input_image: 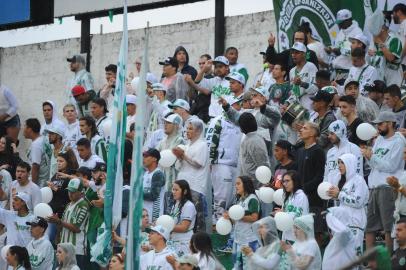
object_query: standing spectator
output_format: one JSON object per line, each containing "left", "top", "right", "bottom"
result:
{"left": 23, "top": 118, "right": 51, "bottom": 187}
{"left": 324, "top": 120, "right": 363, "bottom": 187}
{"left": 343, "top": 48, "right": 378, "bottom": 96}
{"left": 289, "top": 42, "right": 318, "bottom": 111}
{"left": 225, "top": 47, "right": 249, "bottom": 83}
{"left": 362, "top": 111, "right": 406, "bottom": 252}
{"left": 169, "top": 99, "right": 199, "bottom": 142}
{"left": 90, "top": 98, "right": 109, "bottom": 141}
{"left": 393, "top": 3, "right": 406, "bottom": 70}
{"left": 272, "top": 140, "right": 297, "bottom": 189}
{"left": 189, "top": 232, "right": 221, "bottom": 269}
{"left": 195, "top": 56, "right": 231, "bottom": 118}
{"left": 173, "top": 119, "right": 209, "bottom": 232}
{"left": 159, "top": 57, "right": 189, "bottom": 102}
{"left": 268, "top": 63, "right": 290, "bottom": 107}
{"left": 62, "top": 104, "right": 82, "bottom": 150}
{"left": 224, "top": 176, "right": 260, "bottom": 270}
{"left": 173, "top": 46, "right": 197, "bottom": 79}
{"left": 98, "top": 64, "right": 117, "bottom": 111}
{"left": 0, "top": 136, "right": 21, "bottom": 179}
{"left": 71, "top": 85, "right": 96, "bottom": 118}
{"left": 343, "top": 80, "right": 379, "bottom": 123}
{"left": 252, "top": 48, "right": 275, "bottom": 91}
{"left": 327, "top": 9, "right": 363, "bottom": 81}
{"left": 365, "top": 80, "right": 389, "bottom": 112}
{"left": 327, "top": 153, "right": 369, "bottom": 256}
{"left": 296, "top": 122, "right": 326, "bottom": 243}
{"left": 5, "top": 162, "right": 42, "bottom": 211}
{"left": 6, "top": 246, "right": 32, "bottom": 270}
{"left": 338, "top": 95, "right": 365, "bottom": 145}
{"left": 140, "top": 225, "right": 176, "bottom": 270}
{"left": 383, "top": 84, "right": 406, "bottom": 129}
{"left": 392, "top": 218, "right": 406, "bottom": 270}
{"left": 55, "top": 243, "right": 80, "bottom": 270}
{"left": 0, "top": 85, "right": 20, "bottom": 143}
{"left": 300, "top": 22, "right": 329, "bottom": 69}
{"left": 367, "top": 10, "right": 403, "bottom": 86}
{"left": 0, "top": 192, "right": 34, "bottom": 246}
{"left": 142, "top": 148, "right": 165, "bottom": 223}
{"left": 79, "top": 116, "right": 107, "bottom": 162}
{"left": 67, "top": 54, "right": 94, "bottom": 105}
{"left": 310, "top": 90, "right": 336, "bottom": 150}
{"left": 225, "top": 72, "right": 245, "bottom": 100}
{"left": 26, "top": 216, "right": 54, "bottom": 270}
{"left": 168, "top": 180, "right": 196, "bottom": 257}
{"left": 47, "top": 125, "right": 68, "bottom": 180}
{"left": 40, "top": 100, "right": 65, "bottom": 136}
{"left": 76, "top": 138, "right": 104, "bottom": 169}
{"left": 237, "top": 113, "right": 270, "bottom": 187}
{"left": 48, "top": 178, "right": 90, "bottom": 269}
{"left": 126, "top": 95, "right": 137, "bottom": 135}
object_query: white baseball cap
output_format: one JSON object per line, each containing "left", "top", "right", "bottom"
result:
{"left": 251, "top": 86, "right": 269, "bottom": 99}
{"left": 146, "top": 73, "right": 158, "bottom": 84}
{"left": 146, "top": 225, "right": 171, "bottom": 240}
{"left": 213, "top": 56, "right": 229, "bottom": 66}
{"left": 168, "top": 99, "right": 190, "bottom": 111}
{"left": 336, "top": 9, "right": 352, "bottom": 24}
{"left": 45, "top": 124, "right": 65, "bottom": 138}
{"left": 349, "top": 33, "right": 370, "bottom": 47}
{"left": 164, "top": 113, "right": 183, "bottom": 126}
{"left": 225, "top": 95, "right": 240, "bottom": 106}
{"left": 15, "top": 192, "right": 31, "bottom": 209}
{"left": 291, "top": 42, "right": 307, "bottom": 53}
{"left": 151, "top": 83, "right": 167, "bottom": 92}
{"left": 225, "top": 72, "right": 246, "bottom": 86}
{"left": 126, "top": 95, "right": 137, "bottom": 105}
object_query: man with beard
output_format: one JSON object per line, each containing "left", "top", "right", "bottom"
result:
{"left": 46, "top": 125, "right": 68, "bottom": 179}
{"left": 362, "top": 111, "right": 406, "bottom": 253}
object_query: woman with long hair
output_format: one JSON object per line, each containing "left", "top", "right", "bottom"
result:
{"left": 242, "top": 216, "right": 281, "bottom": 270}
{"left": 278, "top": 170, "right": 309, "bottom": 244}
{"left": 55, "top": 243, "right": 80, "bottom": 270}
{"left": 0, "top": 135, "right": 21, "bottom": 179}
{"left": 190, "top": 232, "right": 224, "bottom": 270}
{"left": 109, "top": 253, "right": 124, "bottom": 270}
{"left": 47, "top": 149, "right": 78, "bottom": 243}
{"left": 169, "top": 180, "right": 197, "bottom": 257}
{"left": 224, "top": 176, "right": 260, "bottom": 270}
{"left": 6, "top": 246, "right": 31, "bottom": 270}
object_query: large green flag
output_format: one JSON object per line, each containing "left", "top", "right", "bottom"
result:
{"left": 272, "top": 0, "right": 379, "bottom": 50}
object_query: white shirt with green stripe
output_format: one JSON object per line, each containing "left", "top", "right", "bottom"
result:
{"left": 369, "top": 33, "right": 403, "bottom": 86}
{"left": 60, "top": 198, "right": 90, "bottom": 255}
{"left": 90, "top": 134, "right": 108, "bottom": 162}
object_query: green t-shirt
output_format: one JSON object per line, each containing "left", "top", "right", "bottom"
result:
{"left": 85, "top": 188, "right": 104, "bottom": 231}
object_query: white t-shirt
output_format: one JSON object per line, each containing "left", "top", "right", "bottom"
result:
{"left": 344, "top": 64, "right": 378, "bottom": 96}
{"left": 308, "top": 41, "right": 329, "bottom": 65}
{"left": 170, "top": 200, "right": 196, "bottom": 242}
{"left": 198, "top": 76, "right": 231, "bottom": 117}
{"left": 176, "top": 139, "right": 209, "bottom": 195}
{"left": 140, "top": 247, "right": 175, "bottom": 270}
{"left": 64, "top": 121, "right": 82, "bottom": 149}
{"left": 0, "top": 208, "right": 34, "bottom": 246}
{"left": 291, "top": 239, "right": 322, "bottom": 270}
{"left": 27, "top": 136, "right": 51, "bottom": 187}
{"left": 289, "top": 62, "right": 318, "bottom": 111}
{"left": 79, "top": 154, "right": 104, "bottom": 169}
{"left": 9, "top": 180, "right": 42, "bottom": 211}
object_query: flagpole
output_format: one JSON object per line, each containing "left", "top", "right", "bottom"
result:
{"left": 126, "top": 21, "right": 150, "bottom": 270}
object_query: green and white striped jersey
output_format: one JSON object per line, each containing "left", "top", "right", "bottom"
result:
{"left": 60, "top": 198, "right": 90, "bottom": 255}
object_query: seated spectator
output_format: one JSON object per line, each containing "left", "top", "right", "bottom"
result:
{"left": 6, "top": 246, "right": 31, "bottom": 270}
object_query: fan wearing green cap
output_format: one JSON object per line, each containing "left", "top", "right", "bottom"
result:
{"left": 48, "top": 178, "right": 89, "bottom": 269}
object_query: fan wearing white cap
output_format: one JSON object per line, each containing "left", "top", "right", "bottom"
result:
{"left": 289, "top": 42, "right": 319, "bottom": 111}
{"left": 205, "top": 95, "right": 242, "bottom": 223}
{"left": 195, "top": 56, "right": 233, "bottom": 117}
{"left": 46, "top": 124, "right": 69, "bottom": 179}
{"left": 367, "top": 9, "right": 404, "bottom": 86}
{"left": 168, "top": 99, "right": 200, "bottom": 143}
{"left": 140, "top": 225, "right": 176, "bottom": 270}
{"left": 225, "top": 72, "right": 246, "bottom": 100}
{"left": 0, "top": 191, "right": 35, "bottom": 247}
{"left": 126, "top": 94, "right": 137, "bottom": 132}
{"left": 327, "top": 9, "right": 363, "bottom": 73}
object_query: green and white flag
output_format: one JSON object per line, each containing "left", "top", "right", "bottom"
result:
{"left": 126, "top": 23, "right": 150, "bottom": 270}
{"left": 272, "top": 0, "right": 379, "bottom": 51}
{"left": 100, "top": 0, "right": 128, "bottom": 265}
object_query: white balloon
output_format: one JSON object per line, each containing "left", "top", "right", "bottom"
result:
{"left": 216, "top": 217, "right": 232, "bottom": 235}
{"left": 40, "top": 187, "right": 53, "bottom": 204}
{"left": 258, "top": 187, "right": 274, "bottom": 203}
{"left": 317, "top": 182, "right": 333, "bottom": 200}
{"left": 255, "top": 166, "right": 272, "bottom": 184}
{"left": 356, "top": 123, "right": 377, "bottom": 141}
{"left": 33, "top": 203, "right": 53, "bottom": 218}
{"left": 228, "top": 205, "right": 245, "bottom": 221}
{"left": 273, "top": 188, "right": 285, "bottom": 206}
{"left": 131, "top": 77, "right": 140, "bottom": 92}
{"left": 274, "top": 212, "right": 294, "bottom": 232}
{"left": 159, "top": 150, "right": 177, "bottom": 168}
{"left": 1, "top": 245, "right": 11, "bottom": 261}
{"left": 156, "top": 215, "right": 175, "bottom": 231}
{"left": 102, "top": 118, "right": 112, "bottom": 138}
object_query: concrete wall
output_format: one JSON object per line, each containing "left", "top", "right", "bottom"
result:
{"left": 0, "top": 10, "right": 276, "bottom": 153}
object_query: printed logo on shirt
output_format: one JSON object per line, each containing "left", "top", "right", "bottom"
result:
{"left": 373, "top": 148, "right": 390, "bottom": 158}
{"left": 30, "top": 254, "right": 45, "bottom": 267}
{"left": 14, "top": 222, "right": 30, "bottom": 232}
{"left": 212, "top": 85, "right": 231, "bottom": 98}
